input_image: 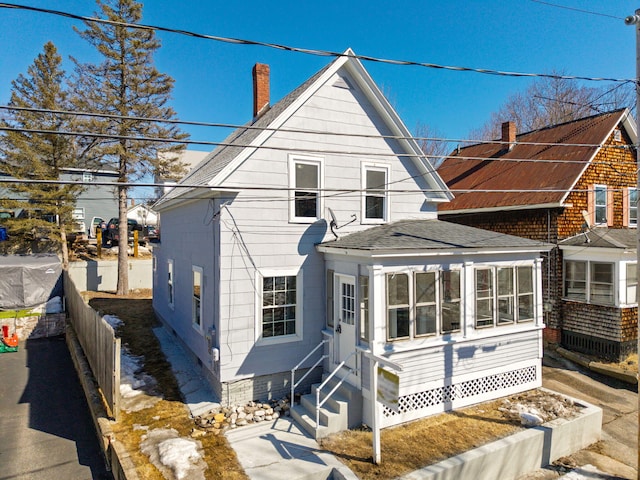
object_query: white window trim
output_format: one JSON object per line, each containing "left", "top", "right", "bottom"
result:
{"left": 167, "top": 259, "right": 174, "bottom": 310}
{"left": 255, "top": 269, "right": 303, "bottom": 346}
{"left": 563, "top": 259, "right": 617, "bottom": 306}
{"left": 361, "top": 162, "right": 390, "bottom": 224}
{"left": 594, "top": 184, "right": 607, "bottom": 225}
{"left": 629, "top": 187, "right": 637, "bottom": 227}
{"left": 192, "top": 266, "right": 204, "bottom": 334}
{"left": 288, "top": 154, "right": 323, "bottom": 223}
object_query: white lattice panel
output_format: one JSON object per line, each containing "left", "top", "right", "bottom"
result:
{"left": 383, "top": 365, "right": 537, "bottom": 419}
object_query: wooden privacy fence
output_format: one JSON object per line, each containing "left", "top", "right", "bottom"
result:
{"left": 64, "top": 271, "right": 121, "bottom": 420}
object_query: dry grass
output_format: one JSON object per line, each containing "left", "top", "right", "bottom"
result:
{"left": 320, "top": 400, "right": 523, "bottom": 480}
{"left": 84, "top": 290, "right": 247, "bottom": 480}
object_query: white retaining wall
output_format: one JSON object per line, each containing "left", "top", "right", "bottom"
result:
{"left": 67, "top": 260, "right": 153, "bottom": 292}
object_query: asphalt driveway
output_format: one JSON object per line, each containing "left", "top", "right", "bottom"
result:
{"left": 0, "top": 335, "right": 112, "bottom": 480}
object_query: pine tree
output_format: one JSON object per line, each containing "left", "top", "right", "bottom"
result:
{"left": 0, "top": 41, "right": 82, "bottom": 266}
{"left": 73, "top": 0, "right": 187, "bottom": 294}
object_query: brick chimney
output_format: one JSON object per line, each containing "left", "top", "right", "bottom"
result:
{"left": 252, "top": 63, "right": 270, "bottom": 118}
{"left": 501, "top": 121, "right": 516, "bottom": 151}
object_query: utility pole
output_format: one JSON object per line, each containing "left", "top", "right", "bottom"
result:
{"left": 624, "top": 9, "right": 640, "bottom": 473}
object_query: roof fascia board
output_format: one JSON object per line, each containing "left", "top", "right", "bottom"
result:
{"left": 559, "top": 109, "right": 630, "bottom": 206}
{"left": 153, "top": 188, "right": 232, "bottom": 212}
{"left": 317, "top": 245, "right": 552, "bottom": 258}
{"left": 340, "top": 56, "right": 453, "bottom": 203}
{"left": 439, "top": 202, "right": 570, "bottom": 215}
{"left": 559, "top": 244, "right": 636, "bottom": 255}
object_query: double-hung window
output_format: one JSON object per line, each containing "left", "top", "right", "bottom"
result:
{"left": 362, "top": 164, "right": 389, "bottom": 222}
{"left": 517, "top": 266, "right": 534, "bottom": 322}
{"left": 475, "top": 269, "right": 494, "bottom": 328}
{"left": 629, "top": 188, "right": 638, "bottom": 227}
{"left": 192, "top": 266, "right": 203, "bottom": 331}
{"left": 441, "top": 270, "right": 461, "bottom": 333}
{"left": 497, "top": 267, "right": 515, "bottom": 325}
{"left": 262, "top": 274, "right": 298, "bottom": 338}
{"left": 564, "top": 260, "right": 587, "bottom": 301}
{"left": 594, "top": 185, "right": 607, "bottom": 225}
{"left": 415, "top": 272, "right": 437, "bottom": 336}
{"left": 387, "top": 273, "right": 410, "bottom": 340}
{"left": 626, "top": 263, "right": 637, "bottom": 304}
{"left": 290, "top": 156, "right": 322, "bottom": 222}
{"left": 590, "top": 262, "right": 614, "bottom": 305}
{"left": 359, "top": 275, "right": 370, "bottom": 342}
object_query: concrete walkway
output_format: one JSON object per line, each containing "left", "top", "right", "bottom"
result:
{"left": 153, "top": 325, "right": 356, "bottom": 480}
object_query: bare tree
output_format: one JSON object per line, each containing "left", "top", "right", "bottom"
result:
{"left": 469, "top": 73, "right": 634, "bottom": 140}
{"left": 414, "top": 122, "right": 451, "bottom": 169}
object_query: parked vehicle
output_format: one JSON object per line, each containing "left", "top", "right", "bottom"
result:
{"left": 144, "top": 225, "right": 159, "bottom": 242}
{"left": 105, "top": 218, "right": 144, "bottom": 246}
{"left": 88, "top": 216, "right": 104, "bottom": 238}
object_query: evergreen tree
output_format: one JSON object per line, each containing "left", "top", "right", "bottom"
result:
{"left": 0, "top": 41, "right": 82, "bottom": 266}
{"left": 73, "top": 0, "right": 187, "bottom": 294}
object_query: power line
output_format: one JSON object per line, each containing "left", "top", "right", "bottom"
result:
{"left": 1, "top": 125, "right": 636, "bottom": 166}
{"left": 0, "top": 2, "right": 633, "bottom": 83}
{"left": 530, "top": 0, "right": 625, "bottom": 21}
{"left": 1, "top": 104, "right": 635, "bottom": 151}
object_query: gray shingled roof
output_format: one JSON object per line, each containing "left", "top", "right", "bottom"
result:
{"left": 320, "top": 219, "right": 551, "bottom": 252}
{"left": 560, "top": 228, "right": 637, "bottom": 249}
{"left": 155, "top": 62, "right": 334, "bottom": 207}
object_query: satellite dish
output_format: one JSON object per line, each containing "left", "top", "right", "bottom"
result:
{"left": 326, "top": 207, "right": 356, "bottom": 240}
{"left": 581, "top": 210, "right": 592, "bottom": 229}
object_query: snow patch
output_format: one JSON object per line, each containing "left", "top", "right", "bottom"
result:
{"left": 140, "top": 428, "right": 206, "bottom": 480}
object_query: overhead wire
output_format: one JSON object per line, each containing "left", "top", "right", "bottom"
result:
{"left": 0, "top": 104, "right": 635, "bottom": 151}
{"left": 0, "top": 2, "right": 634, "bottom": 83}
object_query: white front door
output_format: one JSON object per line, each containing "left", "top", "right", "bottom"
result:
{"left": 335, "top": 275, "right": 358, "bottom": 378}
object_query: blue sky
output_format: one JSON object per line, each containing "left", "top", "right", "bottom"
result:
{"left": 0, "top": 0, "right": 638, "bottom": 150}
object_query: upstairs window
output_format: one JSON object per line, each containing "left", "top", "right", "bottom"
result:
{"left": 362, "top": 164, "right": 389, "bottom": 222}
{"left": 630, "top": 189, "right": 638, "bottom": 226}
{"left": 594, "top": 186, "right": 607, "bottom": 224}
{"left": 290, "top": 156, "right": 322, "bottom": 222}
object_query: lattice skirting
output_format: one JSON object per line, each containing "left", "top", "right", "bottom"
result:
{"left": 382, "top": 365, "right": 538, "bottom": 422}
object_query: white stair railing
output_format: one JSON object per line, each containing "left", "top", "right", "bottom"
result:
{"left": 291, "top": 339, "right": 328, "bottom": 405}
{"left": 315, "top": 351, "right": 357, "bottom": 430}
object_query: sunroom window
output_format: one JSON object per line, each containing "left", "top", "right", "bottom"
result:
{"left": 415, "top": 272, "right": 437, "bottom": 336}
{"left": 387, "top": 273, "right": 410, "bottom": 340}
{"left": 626, "top": 263, "right": 637, "bottom": 304}
{"left": 517, "top": 266, "right": 534, "bottom": 322}
{"left": 475, "top": 269, "right": 494, "bottom": 328}
{"left": 564, "top": 261, "right": 587, "bottom": 301}
{"left": 497, "top": 267, "right": 515, "bottom": 325}
{"left": 441, "top": 270, "right": 461, "bottom": 333}
{"left": 590, "top": 262, "right": 614, "bottom": 305}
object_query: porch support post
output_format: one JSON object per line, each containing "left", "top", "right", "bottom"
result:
{"left": 371, "top": 358, "right": 381, "bottom": 464}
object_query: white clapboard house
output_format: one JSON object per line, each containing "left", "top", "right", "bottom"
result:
{"left": 152, "top": 50, "right": 551, "bottom": 435}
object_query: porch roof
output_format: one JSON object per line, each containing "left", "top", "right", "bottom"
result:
{"left": 317, "top": 219, "right": 552, "bottom": 256}
{"left": 559, "top": 227, "right": 637, "bottom": 250}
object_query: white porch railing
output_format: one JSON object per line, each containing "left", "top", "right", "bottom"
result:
{"left": 290, "top": 339, "right": 329, "bottom": 404}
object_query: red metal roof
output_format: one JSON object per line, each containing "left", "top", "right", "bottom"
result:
{"left": 437, "top": 110, "right": 629, "bottom": 212}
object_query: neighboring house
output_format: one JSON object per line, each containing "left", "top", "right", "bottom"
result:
{"left": 61, "top": 168, "right": 119, "bottom": 235}
{"left": 152, "top": 50, "right": 551, "bottom": 434}
{"left": 0, "top": 168, "right": 118, "bottom": 235}
{"left": 437, "top": 110, "right": 638, "bottom": 361}
{"left": 127, "top": 203, "right": 158, "bottom": 226}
